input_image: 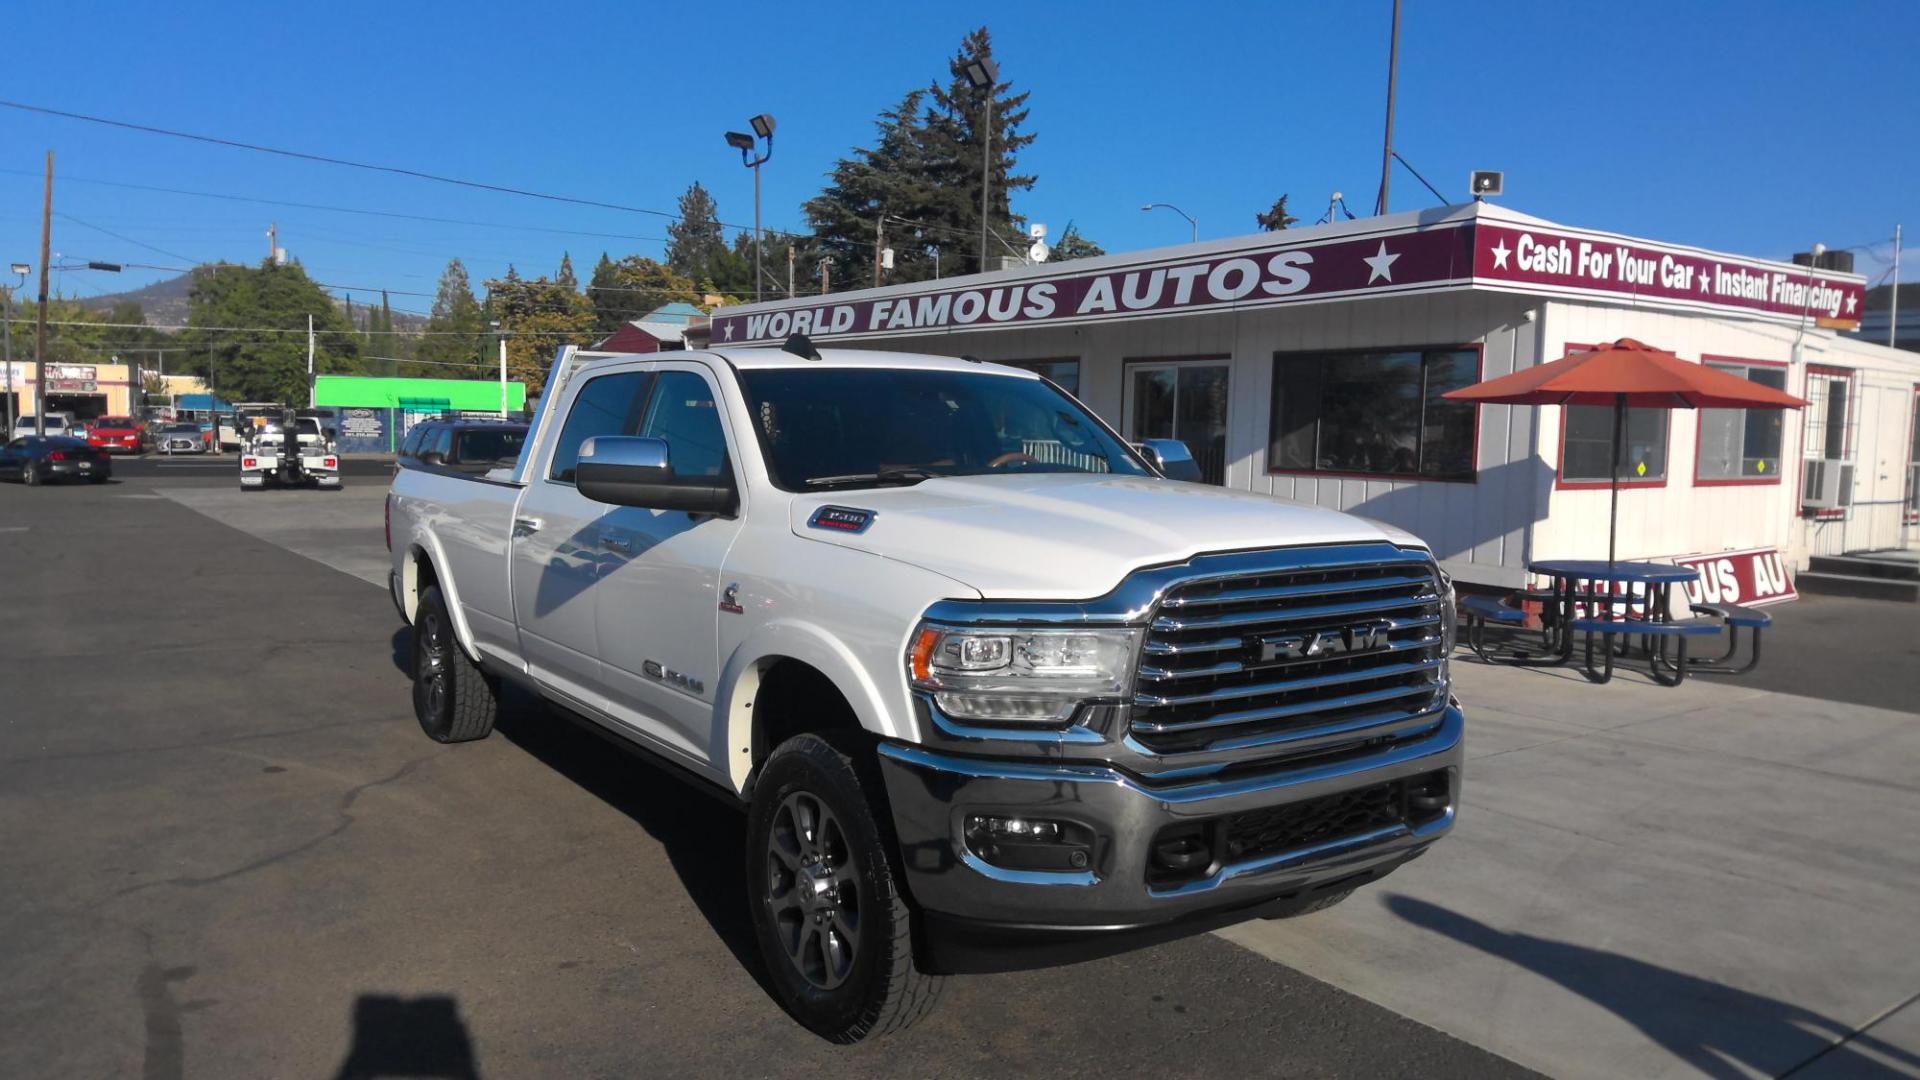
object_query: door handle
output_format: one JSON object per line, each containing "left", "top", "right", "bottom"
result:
{"left": 600, "top": 533, "right": 632, "bottom": 552}
{"left": 512, "top": 515, "right": 543, "bottom": 538}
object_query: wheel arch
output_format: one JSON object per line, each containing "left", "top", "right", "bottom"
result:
{"left": 401, "top": 536, "right": 482, "bottom": 663}
{"left": 717, "top": 622, "right": 907, "bottom": 796}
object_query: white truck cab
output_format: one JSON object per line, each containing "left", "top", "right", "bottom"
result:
{"left": 238, "top": 414, "right": 340, "bottom": 490}
{"left": 386, "top": 342, "right": 1463, "bottom": 1041}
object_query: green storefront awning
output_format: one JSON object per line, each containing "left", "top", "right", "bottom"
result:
{"left": 313, "top": 375, "right": 526, "bottom": 412}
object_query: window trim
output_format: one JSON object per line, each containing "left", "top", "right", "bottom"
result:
{"left": 1554, "top": 341, "right": 1669, "bottom": 491}
{"left": 1692, "top": 355, "right": 1789, "bottom": 488}
{"left": 637, "top": 362, "right": 743, "bottom": 494}
{"left": 1264, "top": 342, "right": 1484, "bottom": 485}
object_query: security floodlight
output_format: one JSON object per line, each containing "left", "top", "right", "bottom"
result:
{"left": 8, "top": 263, "right": 27, "bottom": 275}
{"left": 725, "top": 131, "right": 756, "bottom": 152}
{"left": 1470, "top": 170, "right": 1504, "bottom": 197}
{"left": 958, "top": 56, "right": 999, "bottom": 89}
{"left": 750, "top": 113, "right": 776, "bottom": 139}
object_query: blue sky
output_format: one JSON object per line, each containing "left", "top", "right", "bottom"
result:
{"left": 1, "top": 0, "right": 1912, "bottom": 317}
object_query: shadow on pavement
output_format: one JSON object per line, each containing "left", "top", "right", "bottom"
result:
{"left": 334, "top": 994, "right": 479, "bottom": 1079}
{"left": 1385, "top": 894, "right": 1920, "bottom": 1079}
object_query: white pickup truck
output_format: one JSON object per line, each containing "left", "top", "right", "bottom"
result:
{"left": 386, "top": 340, "right": 1463, "bottom": 1042}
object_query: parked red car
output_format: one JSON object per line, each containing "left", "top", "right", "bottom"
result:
{"left": 86, "top": 416, "right": 150, "bottom": 455}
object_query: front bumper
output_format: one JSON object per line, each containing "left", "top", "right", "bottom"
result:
{"left": 877, "top": 704, "right": 1462, "bottom": 968}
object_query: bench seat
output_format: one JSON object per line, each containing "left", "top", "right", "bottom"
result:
{"left": 1691, "top": 602, "right": 1773, "bottom": 629}
{"left": 1568, "top": 616, "right": 1721, "bottom": 636}
{"left": 1461, "top": 594, "right": 1528, "bottom": 623}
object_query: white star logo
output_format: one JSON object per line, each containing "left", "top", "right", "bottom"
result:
{"left": 722, "top": 321, "right": 736, "bottom": 341}
{"left": 1363, "top": 240, "right": 1400, "bottom": 284}
{"left": 1699, "top": 267, "right": 1711, "bottom": 293}
{"left": 1845, "top": 292, "right": 1858, "bottom": 314}
{"left": 1489, "top": 238, "right": 1511, "bottom": 270}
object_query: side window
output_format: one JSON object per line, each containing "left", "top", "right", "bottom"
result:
{"left": 400, "top": 425, "right": 427, "bottom": 458}
{"left": 639, "top": 370, "right": 729, "bottom": 479}
{"left": 429, "top": 426, "right": 455, "bottom": 458}
{"left": 548, "top": 371, "right": 648, "bottom": 482}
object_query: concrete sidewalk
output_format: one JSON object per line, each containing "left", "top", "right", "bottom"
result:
{"left": 1225, "top": 657, "right": 1920, "bottom": 1079}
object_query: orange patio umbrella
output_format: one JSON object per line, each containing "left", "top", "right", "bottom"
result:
{"left": 1443, "top": 338, "right": 1808, "bottom": 568}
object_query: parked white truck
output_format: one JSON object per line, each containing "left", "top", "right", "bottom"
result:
{"left": 386, "top": 341, "right": 1463, "bottom": 1042}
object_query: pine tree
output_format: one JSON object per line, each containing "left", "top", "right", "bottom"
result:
{"left": 557, "top": 253, "right": 578, "bottom": 291}
{"left": 805, "top": 90, "right": 946, "bottom": 288}
{"left": 1047, "top": 223, "right": 1106, "bottom": 263}
{"left": 416, "top": 258, "right": 487, "bottom": 371}
{"left": 1256, "top": 194, "right": 1299, "bottom": 231}
{"left": 666, "top": 183, "right": 729, "bottom": 284}
{"left": 924, "top": 27, "right": 1035, "bottom": 273}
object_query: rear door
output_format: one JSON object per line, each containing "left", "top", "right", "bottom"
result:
{"left": 592, "top": 364, "right": 744, "bottom": 765}
{"left": 508, "top": 365, "right": 651, "bottom": 709}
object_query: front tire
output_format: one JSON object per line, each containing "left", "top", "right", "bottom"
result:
{"left": 411, "top": 584, "right": 499, "bottom": 743}
{"left": 747, "top": 734, "right": 944, "bottom": 1042}
{"left": 23, "top": 465, "right": 40, "bottom": 487}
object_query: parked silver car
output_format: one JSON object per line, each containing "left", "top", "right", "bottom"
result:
{"left": 155, "top": 423, "right": 209, "bottom": 455}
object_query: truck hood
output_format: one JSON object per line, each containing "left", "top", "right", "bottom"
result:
{"left": 788, "top": 473, "right": 1426, "bottom": 599}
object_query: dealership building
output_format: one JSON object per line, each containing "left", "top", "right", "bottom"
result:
{"left": 704, "top": 203, "right": 1920, "bottom": 600}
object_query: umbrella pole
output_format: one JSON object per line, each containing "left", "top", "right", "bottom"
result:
{"left": 1609, "top": 393, "right": 1624, "bottom": 574}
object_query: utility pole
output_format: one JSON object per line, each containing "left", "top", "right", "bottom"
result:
{"left": 1890, "top": 224, "right": 1902, "bottom": 349}
{"left": 306, "top": 313, "right": 316, "bottom": 407}
{"left": 786, "top": 244, "right": 796, "bottom": 299}
{"left": 268, "top": 222, "right": 278, "bottom": 263}
{"left": 818, "top": 258, "right": 831, "bottom": 297}
{"left": 33, "top": 151, "right": 53, "bottom": 436}
{"left": 874, "top": 216, "right": 885, "bottom": 288}
{"left": 1376, "top": 0, "right": 1402, "bottom": 216}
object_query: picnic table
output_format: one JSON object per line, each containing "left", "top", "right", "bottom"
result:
{"left": 1461, "top": 559, "right": 1772, "bottom": 686}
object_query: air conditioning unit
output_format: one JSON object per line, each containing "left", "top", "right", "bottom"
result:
{"left": 1802, "top": 458, "right": 1855, "bottom": 512}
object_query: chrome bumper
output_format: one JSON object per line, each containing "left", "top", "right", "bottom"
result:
{"left": 876, "top": 705, "right": 1462, "bottom": 928}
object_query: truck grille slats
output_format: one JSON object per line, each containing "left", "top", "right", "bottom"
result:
{"left": 1130, "top": 550, "right": 1446, "bottom": 757}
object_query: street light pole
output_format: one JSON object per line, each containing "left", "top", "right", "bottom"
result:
{"left": 1141, "top": 203, "right": 1199, "bottom": 244}
{"left": 726, "top": 115, "right": 776, "bottom": 303}
{"left": 33, "top": 150, "right": 53, "bottom": 436}
{"left": 957, "top": 56, "right": 1001, "bottom": 273}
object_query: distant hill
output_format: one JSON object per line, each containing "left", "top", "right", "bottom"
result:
{"left": 78, "top": 270, "right": 426, "bottom": 331}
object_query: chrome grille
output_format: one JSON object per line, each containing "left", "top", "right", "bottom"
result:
{"left": 1131, "top": 549, "right": 1447, "bottom": 756}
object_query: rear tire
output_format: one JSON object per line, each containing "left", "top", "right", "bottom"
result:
{"left": 411, "top": 584, "right": 499, "bottom": 743}
{"left": 746, "top": 734, "right": 944, "bottom": 1042}
{"left": 23, "top": 465, "right": 40, "bottom": 487}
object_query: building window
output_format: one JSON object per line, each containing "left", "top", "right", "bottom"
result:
{"left": 1803, "top": 367, "right": 1855, "bottom": 463}
{"left": 1004, "top": 359, "right": 1080, "bottom": 397}
{"left": 1696, "top": 360, "right": 1787, "bottom": 483}
{"left": 1561, "top": 405, "right": 1668, "bottom": 484}
{"left": 1269, "top": 347, "right": 1478, "bottom": 480}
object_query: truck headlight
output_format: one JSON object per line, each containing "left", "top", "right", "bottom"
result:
{"left": 908, "top": 624, "right": 1141, "bottom": 725}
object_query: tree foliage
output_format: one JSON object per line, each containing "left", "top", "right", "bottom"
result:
{"left": 415, "top": 259, "right": 488, "bottom": 373}
{"left": 485, "top": 258, "right": 598, "bottom": 395}
{"left": 1046, "top": 223, "right": 1106, "bottom": 263}
{"left": 666, "top": 183, "right": 728, "bottom": 283}
{"left": 586, "top": 254, "right": 700, "bottom": 337}
{"left": 1256, "top": 194, "right": 1298, "bottom": 231}
{"left": 178, "top": 260, "right": 362, "bottom": 404}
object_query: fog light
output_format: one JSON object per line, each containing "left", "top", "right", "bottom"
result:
{"left": 964, "top": 815, "right": 1093, "bottom": 872}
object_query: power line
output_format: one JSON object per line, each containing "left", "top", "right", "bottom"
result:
{"left": 56, "top": 212, "right": 204, "bottom": 266}
{"left": 0, "top": 99, "right": 754, "bottom": 229}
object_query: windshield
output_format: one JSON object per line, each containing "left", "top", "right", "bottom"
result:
{"left": 739, "top": 367, "right": 1150, "bottom": 491}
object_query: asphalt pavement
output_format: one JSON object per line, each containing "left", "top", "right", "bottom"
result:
{"left": 0, "top": 473, "right": 1537, "bottom": 1077}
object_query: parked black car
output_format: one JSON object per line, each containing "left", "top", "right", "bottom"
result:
{"left": 396, "top": 420, "right": 530, "bottom": 475}
{"left": 1, "top": 435, "right": 113, "bottom": 485}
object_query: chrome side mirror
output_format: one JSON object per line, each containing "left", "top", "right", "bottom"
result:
{"left": 577, "top": 435, "right": 736, "bottom": 515}
{"left": 1137, "top": 438, "right": 1203, "bottom": 483}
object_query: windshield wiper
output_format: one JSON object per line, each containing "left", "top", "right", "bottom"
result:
{"left": 802, "top": 468, "right": 943, "bottom": 489}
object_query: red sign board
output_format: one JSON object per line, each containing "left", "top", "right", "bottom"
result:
{"left": 1474, "top": 224, "right": 1864, "bottom": 329}
{"left": 1669, "top": 547, "right": 1798, "bottom": 607}
{"left": 712, "top": 224, "right": 1477, "bottom": 344}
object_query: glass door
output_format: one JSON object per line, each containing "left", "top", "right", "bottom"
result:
{"left": 1126, "top": 360, "right": 1230, "bottom": 484}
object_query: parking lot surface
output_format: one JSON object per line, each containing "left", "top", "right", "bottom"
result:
{"left": 0, "top": 475, "right": 1535, "bottom": 1077}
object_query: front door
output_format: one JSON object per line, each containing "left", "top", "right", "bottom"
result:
{"left": 594, "top": 366, "right": 744, "bottom": 767}
{"left": 1126, "top": 360, "right": 1230, "bottom": 484}
{"left": 509, "top": 367, "right": 651, "bottom": 711}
